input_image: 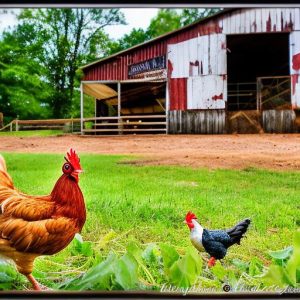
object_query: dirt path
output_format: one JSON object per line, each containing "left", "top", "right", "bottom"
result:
{"left": 1, "top": 134, "right": 300, "bottom": 170}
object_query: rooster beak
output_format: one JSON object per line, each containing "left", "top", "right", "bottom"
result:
{"left": 74, "top": 169, "right": 84, "bottom": 174}
{"left": 183, "top": 220, "right": 187, "bottom": 224}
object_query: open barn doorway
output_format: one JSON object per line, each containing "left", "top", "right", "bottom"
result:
{"left": 226, "top": 33, "right": 290, "bottom": 133}
{"left": 227, "top": 33, "right": 290, "bottom": 111}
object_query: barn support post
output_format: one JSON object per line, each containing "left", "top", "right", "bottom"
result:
{"left": 165, "top": 79, "right": 169, "bottom": 134}
{"left": 117, "top": 81, "right": 122, "bottom": 135}
{"left": 80, "top": 82, "right": 84, "bottom": 135}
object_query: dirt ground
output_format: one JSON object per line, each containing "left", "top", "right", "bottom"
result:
{"left": 1, "top": 134, "right": 300, "bottom": 171}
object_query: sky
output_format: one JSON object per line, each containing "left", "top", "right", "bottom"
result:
{"left": 0, "top": 8, "right": 159, "bottom": 40}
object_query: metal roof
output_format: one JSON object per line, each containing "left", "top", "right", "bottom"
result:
{"left": 80, "top": 8, "right": 235, "bottom": 70}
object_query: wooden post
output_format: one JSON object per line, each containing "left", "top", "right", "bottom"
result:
{"left": 80, "top": 83, "right": 84, "bottom": 134}
{"left": 118, "top": 82, "right": 122, "bottom": 135}
{"left": 165, "top": 80, "right": 169, "bottom": 134}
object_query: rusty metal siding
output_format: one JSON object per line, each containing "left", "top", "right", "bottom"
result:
{"left": 168, "top": 34, "right": 226, "bottom": 78}
{"left": 290, "top": 30, "right": 300, "bottom": 108}
{"left": 168, "top": 33, "right": 227, "bottom": 110}
{"left": 169, "top": 78, "right": 187, "bottom": 111}
{"left": 187, "top": 76, "right": 226, "bottom": 109}
{"left": 219, "top": 8, "right": 298, "bottom": 34}
{"left": 83, "top": 7, "right": 300, "bottom": 112}
{"left": 84, "top": 40, "right": 168, "bottom": 81}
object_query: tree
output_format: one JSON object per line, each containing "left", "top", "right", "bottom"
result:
{"left": 106, "top": 8, "right": 222, "bottom": 56}
{"left": 107, "top": 28, "right": 150, "bottom": 55}
{"left": 147, "top": 9, "right": 181, "bottom": 38}
{"left": 0, "top": 23, "right": 52, "bottom": 121}
{"left": 18, "top": 8, "right": 126, "bottom": 118}
{"left": 180, "top": 8, "right": 222, "bottom": 26}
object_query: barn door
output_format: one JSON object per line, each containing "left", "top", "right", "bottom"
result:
{"left": 187, "top": 33, "right": 227, "bottom": 109}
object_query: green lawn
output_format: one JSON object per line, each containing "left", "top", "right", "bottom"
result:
{"left": 0, "top": 130, "right": 64, "bottom": 137}
{"left": 1, "top": 153, "right": 299, "bottom": 290}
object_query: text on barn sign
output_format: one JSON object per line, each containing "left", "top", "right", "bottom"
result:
{"left": 128, "top": 55, "right": 166, "bottom": 76}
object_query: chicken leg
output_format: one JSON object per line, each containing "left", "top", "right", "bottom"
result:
{"left": 26, "top": 274, "right": 41, "bottom": 291}
{"left": 208, "top": 257, "right": 216, "bottom": 268}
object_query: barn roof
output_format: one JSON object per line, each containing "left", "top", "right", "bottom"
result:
{"left": 80, "top": 8, "right": 236, "bottom": 70}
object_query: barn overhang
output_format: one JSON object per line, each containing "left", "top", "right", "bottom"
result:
{"left": 80, "top": 78, "right": 168, "bottom": 134}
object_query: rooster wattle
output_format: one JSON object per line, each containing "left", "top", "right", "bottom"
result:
{"left": 185, "top": 211, "right": 250, "bottom": 267}
{"left": 0, "top": 149, "right": 86, "bottom": 290}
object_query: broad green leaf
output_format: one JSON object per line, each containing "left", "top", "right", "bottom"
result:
{"left": 211, "top": 261, "right": 227, "bottom": 281}
{"left": 168, "top": 247, "right": 202, "bottom": 288}
{"left": 285, "top": 231, "right": 300, "bottom": 286}
{"left": 262, "top": 265, "right": 287, "bottom": 288}
{"left": 127, "top": 242, "right": 143, "bottom": 261}
{"left": 62, "top": 253, "right": 117, "bottom": 290}
{"left": 114, "top": 253, "right": 139, "bottom": 290}
{"left": 159, "top": 243, "right": 180, "bottom": 272}
{"left": 70, "top": 234, "right": 94, "bottom": 257}
{"left": 269, "top": 246, "right": 293, "bottom": 260}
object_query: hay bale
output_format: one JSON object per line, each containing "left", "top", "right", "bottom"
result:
{"left": 227, "top": 110, "right": 263, "bottom": 134}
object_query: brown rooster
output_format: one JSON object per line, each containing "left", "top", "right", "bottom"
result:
{"left": 0, "top": 149, "right": 86, "bottom": 290}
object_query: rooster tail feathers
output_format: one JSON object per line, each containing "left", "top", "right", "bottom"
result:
{"left": 0, "top": 154, "right": 14, "bottom": 189}
{"left": 0, "top": 154, "right": 7, "bottom": 173}
{"left": 226, "top": 218, "right": 251, "bottom": 246}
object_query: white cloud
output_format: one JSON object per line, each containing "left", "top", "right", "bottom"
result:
{"left": 104, "top": 8, "right": 159, "bottom": 40}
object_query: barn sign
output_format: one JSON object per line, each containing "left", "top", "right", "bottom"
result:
{"left": 128, "top": 55, "right": 166, "bottom": 76}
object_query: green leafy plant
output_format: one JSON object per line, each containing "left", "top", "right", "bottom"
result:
{"left": 261, "top": 231, "right": 300, "bottom": 288}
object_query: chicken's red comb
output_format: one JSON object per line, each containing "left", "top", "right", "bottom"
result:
{"left": 185, "top": 211, "right": 197, "bottom": 222}
{"left": 65, "top": 148, "right": 82, "bottom": 171}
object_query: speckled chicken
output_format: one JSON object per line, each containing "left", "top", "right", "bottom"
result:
{"left": 0, "top": 149, "right": 86, "bottom": 290}
{"left": 185, "top": 211, "right": 250, "bottom": 267}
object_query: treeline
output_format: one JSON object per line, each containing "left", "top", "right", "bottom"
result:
{"left": 0, "top": 8, "right": 220, "bottom": 122}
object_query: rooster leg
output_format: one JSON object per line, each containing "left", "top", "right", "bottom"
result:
{"left": 208, "top": 257, "right": 216, "bottom": 268}
{"left": 26, "top": 274, "right": 41, "bottom": 291}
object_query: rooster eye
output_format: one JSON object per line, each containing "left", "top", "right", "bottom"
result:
{"left": 63, "top": 163, "right": 72, "bottom": 173}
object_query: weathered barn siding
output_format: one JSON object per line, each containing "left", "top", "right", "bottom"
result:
{"left": 219, "top": 8, "right": 297, "bottom": 34}
{"left": 84, "top": 41, "right": 168, "bottom": 81}
{"left": 166, "top": 8, "right": 300, "bottom": 111}
{"left": 167, "top": 33, "right": 227, "bottom": 110}
{"left": 187, "top": 76, "right": 226, "bottom": 109}
{"left": 169, "top": 78, "right": 187, "bottom": 110}
{"left": 290, "top": 31, "right": 300, "bottom": 108}
{"left": 82, "top": 8, "right": 300, "bottom": 135}
{"left": 262, "top": 110, "right": 296, "bottom": 133}
{"left": 83, "top": 8, "right": 300, "bottom": 81}
{"left": 168, "top": 110, "right": 226, "bottom": 134}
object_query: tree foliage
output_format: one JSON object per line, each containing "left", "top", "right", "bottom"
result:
{"left": 0, "top": 23, "right": 52, "bottom": 120}
{"left": 0, "top": 8, "right": 221, "bottom": 121}
{"left": 109, "top": 8, "right": 221, "bottom": 55}
{"left": 17, "top": 8, "right": 126, "bottom": 118}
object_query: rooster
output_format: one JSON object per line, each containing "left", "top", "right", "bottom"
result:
{"left": 185, "top": 211, "right": 250, "bottom": 267}
{"left": 0, "top": 149, "right": 86, "bottom": 290}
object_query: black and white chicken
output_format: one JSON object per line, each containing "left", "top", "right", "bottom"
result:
{"left": 185, "top": 211, "right": 251, "bottom": 267}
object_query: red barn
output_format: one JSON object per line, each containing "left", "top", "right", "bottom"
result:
{"left": 80, "top": 8, "right": 300, "bottom": 134}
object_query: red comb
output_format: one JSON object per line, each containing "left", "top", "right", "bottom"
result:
{"left": 185, "top": 211, "right": 197, "bottom": 222}
{"left": 65, "top": 148, "right": 82, "bottom": 171}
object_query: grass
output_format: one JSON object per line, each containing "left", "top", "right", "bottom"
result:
{"left": 1, "top": 153, "right": 299, "bottom": 289}
{"left": 0, "top": 130, "right": 64, "bottom": 137}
